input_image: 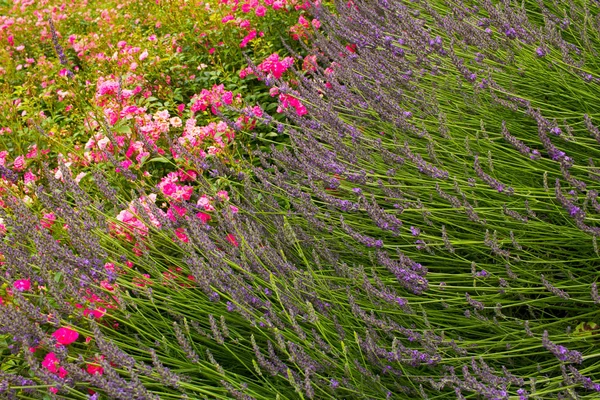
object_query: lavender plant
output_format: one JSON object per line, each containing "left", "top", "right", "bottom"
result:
{"left": 2, "top": 0, "right": 600, "bottom": 399}
{"left": 239, "top": 0, "right": 600, "bottom": 397}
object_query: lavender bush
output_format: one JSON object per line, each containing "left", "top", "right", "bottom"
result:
{"left": 1, "top": 0, "right": 600, "bottom": 399}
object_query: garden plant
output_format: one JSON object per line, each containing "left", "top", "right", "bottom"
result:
{"left": 1, "top": 0, "right": 600, "bottom": 399}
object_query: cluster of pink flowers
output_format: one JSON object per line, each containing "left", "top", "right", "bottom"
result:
{"left": 40, "top": 327, "right": 79, "bottom": 391}
{"left": 220, "top": 0, "right": 311, "bottom": 11}
{"left": 267, "top": 87, "right": 308, "bottom": 116}
{"left": 190, "top": 84, "right": 240, "bottom": 115}
{"left": 108, "top": 175, "right": 237, "bottom": 247}
{"left": 239, "top": 53, "right": 309, "bottom": 115}
{"left": 158, "top": 172, "right": 194, "bottom": 202}
{"left": 240, "top": 29, "right": 260, "bottom": 48}
{"left": 84, "top": 132, "right": 119, "bottom": 163}
{"left": 42, "top": 352, "right": 68, "bottom": 379}
{"left": 278, "top": 93, "right": 308, "bottom": 116}
{"left": 67, "top": 33, "right": 99, "bottom": 59}
{"left": 39, "top": 326, "right": 105, "bottom": 393}
{"left": 0, "top": 135, "right": 47, "bottom": 192}
{"left": 110, "top": 194, "right": 163, "bottom": 242}
{"left": 242, "top": 1, "right": 267, "bottom": 15}
{"left": 257, "top": 53, "right": 294, "bottom": 79}
{"left": 95, "top": 74, "right": 145, "bottom": 108}
{"left": 290, "top": 15, "right": 321, "bottom": 41}
{"left": 40, "top": 212, "right": 57, "bottom": 229}
{"left": 86, "top": 75, "right": 185, "bottom": 170}
{"left": 176, "top": 119, "right": 236, "bottom": 161}
{"left": 74, "top": 285, "right": 119, "bottom": 320}
{"left": 218, "top": 0, "right": 317, "bottom": 46}
{"left": 112, "top": 208, "right": 150, "bottom": 241}
{"left": 86, "top": 38, "right": 154, "bottom": 71}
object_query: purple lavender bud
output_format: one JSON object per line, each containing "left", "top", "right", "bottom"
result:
{"left": 568, "top": 205, "right": 581, "bottom": 217}
{"left": 504, "top": 27, "right": 517, "bottom": 38}
{"left": 465, "top": 293, "right": 485, "bottom": 310}
{"left": 517, "top": 388, "right": 528, "bottom": 400}
{"left": 549, "top": 149, "right": 566, "bottom": 161}
{"left": 226, "top": 301, "right": 235, "bottom": 312}
{"left": 542, "top": 331, "right": 582, "bottom": 363}
{"left": 535, "top": 47, "right": 546, "bottom": 57}
{"left": 392, "top": 47, "right": 405, "bottom": 57}
{"left": 550, "top": 126, "right": 562, "bottom": 136}
{"left": 410, "top": 226, "right": 421, "bottom": 236}
{"left": 541, "top": 274, "right": 570, "bottom": 299}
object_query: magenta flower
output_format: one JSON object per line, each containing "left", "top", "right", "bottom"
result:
{"left": 240, "top": 30, "right": 257, "bottom": 48}
{"left": 41, "top": 352, "right": 59, "bottom": 373}
{"left": 41, "top": 212, "right": 57, "bottom": 229}
{"left": 87, "top": 357, "right": 105, "bottom": 375}
{"left": 13, "top": 279, "right": 31, "bottom": 291}
{"left": 83, "top": 307, "right": 106, "bottom": 319}
{"left": 52, "top": 327, "right": 79, "bottom": 346}
{"left": 226, "top": 234, "right": 239, "bottom": 247}
{"left": 196, "top": 212, "right": 211, "bottom": 223}
{"left": 174, "top": 228, "right": 189, "bottom": 243}
{"left": 42, "top": 352, "right": 68, "bottom": 378}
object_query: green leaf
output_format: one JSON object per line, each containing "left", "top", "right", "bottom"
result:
{"left": 148, "top": 157, "right": 170, "bottom": 163}
{"left": 574, "top": 321, "right": 599, "bottom": 337}
{"left": 113, "top": 124, "right": 131, "bottom": 134}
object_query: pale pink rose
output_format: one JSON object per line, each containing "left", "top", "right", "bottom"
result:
{"left": 12, "top": 155, "right": 25, "bottom": 171}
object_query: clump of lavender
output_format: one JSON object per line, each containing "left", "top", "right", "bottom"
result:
{"left": 239, "top": 0, "right": 600, "bottom": 397}
{"left": 2, "top": 0, "right": 600, "bottom": 399}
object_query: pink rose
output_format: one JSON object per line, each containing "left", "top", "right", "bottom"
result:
{"left": 42, "top": 352, "right": 59, "bottom": 373}
{"left": 12, "top": 155, "right": 25, "bottom": 171}
{"left": 52, "top": 327, "right": 79, "bottom": 345}
{"left": 13, "top": 279, "right": 31, "bottom": 291}
{"left": 255, "top": 5, "right": 266, "bottom": 17}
